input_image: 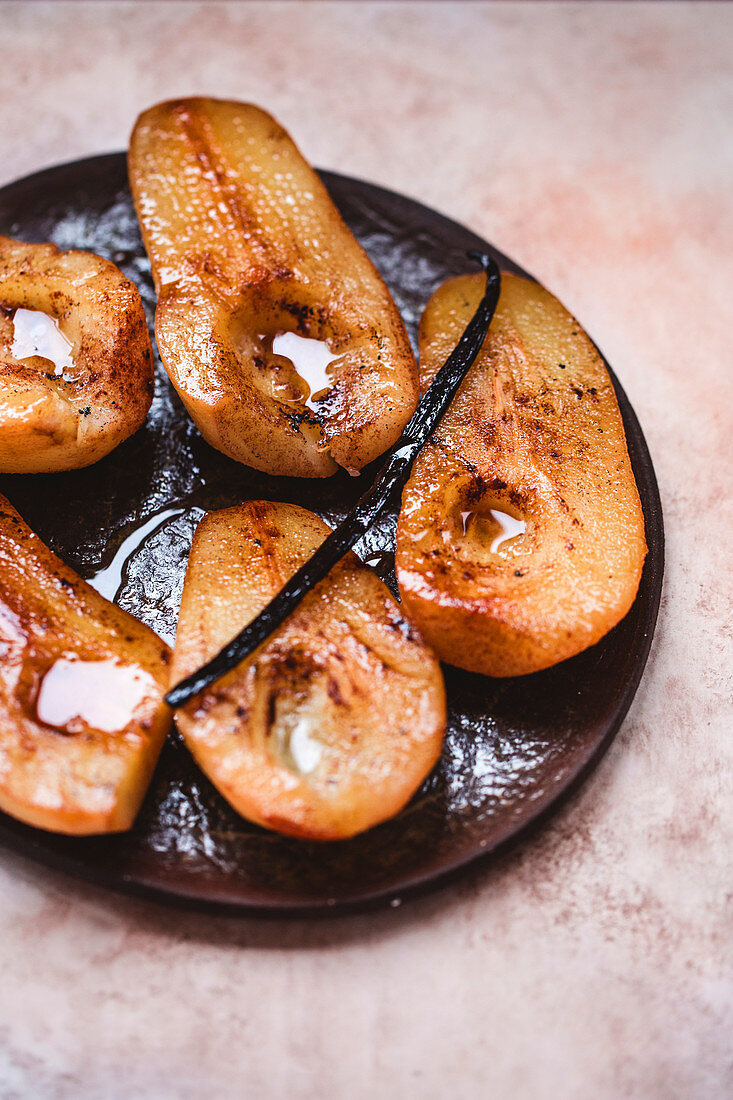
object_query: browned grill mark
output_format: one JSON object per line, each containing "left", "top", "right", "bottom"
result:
{"left": 248, "top": 501, "right": 287, "bottom": 593}
{"left": 327, "top": 677, "right": 346, "bottom": 706}
{"left": 171, "top": 103, "right": 282, "bottom": 283}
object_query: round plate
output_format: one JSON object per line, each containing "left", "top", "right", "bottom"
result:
{"left": 0, "top": 154, "right": 663, "bottom": 916}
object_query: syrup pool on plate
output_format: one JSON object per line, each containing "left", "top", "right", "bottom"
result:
{"left": 89, "top": 506, "right": 186, "bottom": 604}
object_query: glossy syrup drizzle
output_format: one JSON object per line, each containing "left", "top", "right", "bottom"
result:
{"left": 11, "top": 308, "right": 74, "bottom": 375}
{"left": 270, "top": 695, "right": 323, "bottom": 774}
{"left": 286, "top": 715, "right": 323, "bottom": 775}
{"left": 461, "top": 508, "right": 527, "bottom": 553}
{"left": 36, "top": 655, "right": 154, "bottom": 734}
{"left": 488, "top": 510, "right": 526, "bottom": 553}
{"left": 271, "top": 332, "right": 340, "bottom": 411}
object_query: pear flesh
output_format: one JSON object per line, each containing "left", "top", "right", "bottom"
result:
{"left": 128, "top": 98, "right": 418, "bottom": 477}
{"left": 0, "top": 236, "right": 154, "bottom": 473}
{"left": 396, "top": 272, "right": 647, "bottom": 677}
{"left": 0, "top": 495, "right": 172, "bottom": 834}
{"left": 171, "top": 501, "right": 446, "bottom": 840}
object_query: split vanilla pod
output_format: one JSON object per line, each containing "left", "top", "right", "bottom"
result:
{"left": 167, "top": 253, "right": 501, "bottom": 707}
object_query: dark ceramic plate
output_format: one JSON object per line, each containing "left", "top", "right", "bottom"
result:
{"left": 0, "top": 154, "right": 663, "bottom": 916}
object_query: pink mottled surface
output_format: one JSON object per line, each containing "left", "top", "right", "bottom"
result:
{"left": 0, "top": 2, "right": 731, "bottom": 1097}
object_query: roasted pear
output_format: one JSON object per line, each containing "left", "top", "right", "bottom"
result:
{"left": 395, "top": 273, "right": 647, "bottom": 677}
{"left": 0, "top": 495, "right": 171, "bottom": 834}
{"left": 0, "top": 236, "right": 154, "bottom": 472}
{"left": 129, "top": 98, "right": 418, "bottom": 477}
{"left": 171, "top": 501, "right": 446, "bottom": 840}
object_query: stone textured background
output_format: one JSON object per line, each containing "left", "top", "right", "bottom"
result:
{"left": 0, "top": 2, "right": 731, "bottom": 1097}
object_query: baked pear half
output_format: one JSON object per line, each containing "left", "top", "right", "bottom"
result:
{"left": 171, "top": 501, "right": 446, "bottom": 840}
{"left": 395, "top": 273, "right": 647, "bottom": 677}
{"left": 129, "top": 97, "right": 418, "bottom": 477}
{"left": 0, "top": 495, "right": 171, "bottom": 834}
{"left": 0, "top": 235, "right": 154, "bottom": 472}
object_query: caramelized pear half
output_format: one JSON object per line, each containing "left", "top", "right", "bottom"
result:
{"left": 171, "top": 502, "right": 446, "bottom": 840}
{"left": 0, "top": 236, "right": 154, "bottom": 472}
{"left": 0, "top": 496, "right": 172, "bottom": 834}
{"left": 396, "top": 273, "right": 647, "bottom": 677}
{"left": 128, "top": 98, "right": 418, "bottom": 477}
